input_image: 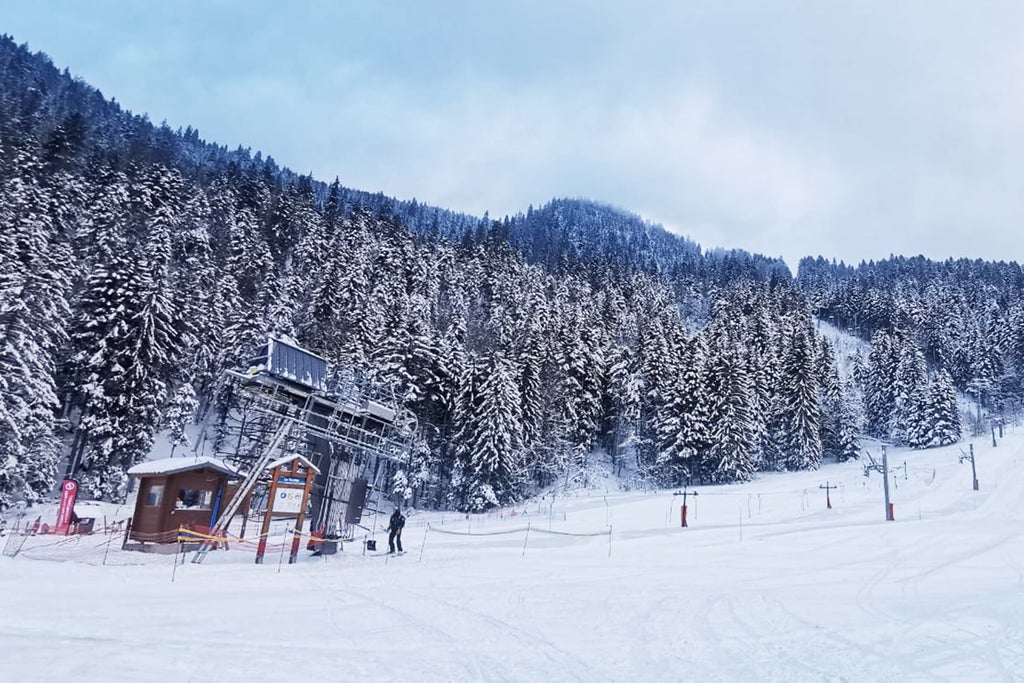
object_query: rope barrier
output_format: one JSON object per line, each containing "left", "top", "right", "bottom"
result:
{"left": 420, "top": 521, "right": 613, "bottom": 562}
{"left": 532, "top": 528, "right": 611, "bottom": 538}
{"left": 430, "top": 526, "right": 531, "bottom": 537}
{"left": 428, "top": 525, "right": 610, "bottom": 538}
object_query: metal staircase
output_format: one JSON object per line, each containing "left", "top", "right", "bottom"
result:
{"left": 192, "top": 420, "right": 292, "bottom": 563}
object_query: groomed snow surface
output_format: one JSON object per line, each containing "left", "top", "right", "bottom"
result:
{"left": 3, "top": 430, "right": 1024, "bottom": 682}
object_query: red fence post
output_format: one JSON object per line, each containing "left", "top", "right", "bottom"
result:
{"left": 680, "top": 505, "right": 688, "bottom": 528}
{"left": 256, "top": 535, "right": 268, "bottom": 564}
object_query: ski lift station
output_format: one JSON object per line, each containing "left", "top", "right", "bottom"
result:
{"left": 192, "top": 337, "right": 417, "bottom": 563}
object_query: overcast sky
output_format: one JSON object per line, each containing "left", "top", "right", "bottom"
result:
{"left": 4, "top": 1, "right": 1024, "bottom": 270}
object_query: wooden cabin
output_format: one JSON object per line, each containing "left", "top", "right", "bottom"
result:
{"left": 126, "top": 456, "right": 243, "bottom": 544}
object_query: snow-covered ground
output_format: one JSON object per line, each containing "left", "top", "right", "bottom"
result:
{"left": 3, "top": 428, "right": 1024, "bottom": 682}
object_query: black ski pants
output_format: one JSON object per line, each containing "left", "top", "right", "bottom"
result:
{"left": 389, "top": 528, "right": 403, "bottom": 553}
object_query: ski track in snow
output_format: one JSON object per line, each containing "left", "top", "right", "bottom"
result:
{"left": 3, "top": 432, "right": 1024, "bottom": 681}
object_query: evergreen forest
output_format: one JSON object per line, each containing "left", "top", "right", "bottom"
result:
{"left": 2, "top": 37, "right": 1019, "bottom": 512}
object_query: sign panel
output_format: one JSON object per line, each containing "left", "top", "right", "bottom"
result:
{"left": 278, "top": 476, "right": 306, "bottom": 486}
{"left": 272, "top": 488, "right": 304, "bottom": 515}
{"left": 55, "top": 479, "right": 79, "bottom": 535}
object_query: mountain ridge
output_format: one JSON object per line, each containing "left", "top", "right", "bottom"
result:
{"left": 0, "top": 34, "right": 793, "bottom": 279}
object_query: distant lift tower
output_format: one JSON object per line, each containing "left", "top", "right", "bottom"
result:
{"left": 193, "top": 337, "right": 416, "bottom": 564}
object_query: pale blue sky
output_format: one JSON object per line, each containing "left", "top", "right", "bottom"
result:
{"left": 4, "top": 1, "right": 1024, "bottom": 268}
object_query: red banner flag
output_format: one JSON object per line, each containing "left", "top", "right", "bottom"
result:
{"left": 55, "top": 479, "right": 79, "bottom": 535}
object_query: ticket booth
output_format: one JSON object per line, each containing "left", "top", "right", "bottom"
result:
{"left": 126, "top": 456, "right": 241, "bottom": 546}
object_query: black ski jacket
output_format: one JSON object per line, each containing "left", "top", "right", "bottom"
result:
{"left": 389, "top": 511, "right": 405, "bottom": 531}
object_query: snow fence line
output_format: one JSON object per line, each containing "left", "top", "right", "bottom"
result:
{"left": 429, "top": 525, "right": 611, "bottom": 538}
{"left": 1, "top": 521, "right": 341, "bottom": 567}
{"left": 424, "top": 522, "right": 614, "bottom": 560}
{"left": 2, "top": 529, "right": 178, "bottom": 566}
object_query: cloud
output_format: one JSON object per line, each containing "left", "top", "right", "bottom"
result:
{"left": 303, "top": 80, "right": 847, "bottom": 268}
{"left": 7, "top": 1, "right": 1024, "bottom": 270}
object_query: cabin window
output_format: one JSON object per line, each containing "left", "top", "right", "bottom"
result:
{"left": 175, "top": 488, "right": 214, "bottom": 510}
{"left": 144, "top": 483, "right": 164, "bottom": 507}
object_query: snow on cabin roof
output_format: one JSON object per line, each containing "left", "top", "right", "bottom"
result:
{"left": 127, "top": 456, "right": 240, "bottom": 478}
{"left": 264, "top": 453, "right": 321, "bottom": 475}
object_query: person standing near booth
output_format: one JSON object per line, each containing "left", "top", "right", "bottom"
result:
{"left": 387, "top": 507, "right": 405, "bottom": 554}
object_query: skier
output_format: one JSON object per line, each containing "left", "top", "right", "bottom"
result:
{"left": 386, "top": 507, "right": 405, "bottom": 554}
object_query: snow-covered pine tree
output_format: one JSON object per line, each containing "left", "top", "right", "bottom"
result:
{"left": 0, "top": 370, "right": 21, "bottom": 509}
{"left": 705, "top": 325, "right": 757, "bottom": 482}
{"left": 892, "top": 338, "right": 928, "bottom": 446}
{"left": 0, "top": 144, "right": 71, "bottom": 506}
{"left": 372, "top": 293, "right": 442, "bottom": 410}
{"left": 653, "top": 339, "right": 689, "bottom": 485}
{"left": 161, "top": 382, "right": 199, "bottom": 457}
{"left": 817, "top": 336, "right": 848, "bottom": 461}
{"left": 654, "top": 331, "right": 712, "bottom": 485}
{"left": 863, "top": 330, "right": 897, "bottom": 439}
{"left": 605, "top": 342, "right": 643, "bottom": 475}
{"left": 746, "top": 307, "right": 780, "bottom": 470}
{"left": 448, "top": 349, "right": 481, "bottom": 509}
{"left": 923, "top": 369, "right": 961, "bottom": 447}
{"left": 552, "top": 300, "right": 604, "bottom": 472}
{"left": 74, "top": 166, "right": 131, "bottom": 280}
{"left": 171, "top": 188, "right": 219, "bottom": 391}
{"left": 832, "top": 379, "right": 862, "bottom": 461}
{"left": 451, "top": 352, "right": 524, "bottom": 511}
{"left": 219, "top": 205, "right": 273, "bottom": 369}
{"left": 635, "top": 304, "right": 676, "bottom": 474}
{"left": 260, "top": 268, "right": 297, "bottom": 340}
{"left": 66, "top": 247, "right": 183, "bottom": 500}
{"left": 780, "top": 325, "right": 823, "bottom": 470}
{"left": 516, "top": 288, "right": 549, "bottom": 451}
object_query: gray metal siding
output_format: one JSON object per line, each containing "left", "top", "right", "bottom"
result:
{"left": 268, "top": 338, "right": 328, "bottom": 391}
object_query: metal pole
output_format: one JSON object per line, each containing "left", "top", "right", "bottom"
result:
{"left": 102, "top": 531, "right": 113, "bottom": 566}
{"left": 970, "top": 443, "right": 979, "bottom": 490}
{"left": 418, "top": 524, "right": 429, "bottom": 563}
{"left": 277, "top": 529, "right": 287, "bottom": 573}
{"left": 172, "top": 541, "right": 182, "bottom": 583}
{"left": 2, "top": 521, "right": 16, "bottom": 556}
{"left": 882, "top": 446, "right": 893, "bottom": 521}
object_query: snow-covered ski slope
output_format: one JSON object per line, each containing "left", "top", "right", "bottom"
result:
{"left": 3, "top": 431, "right": 1024, "bottom": 682}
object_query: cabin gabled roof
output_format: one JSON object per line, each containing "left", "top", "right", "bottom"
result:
{"left": 127, "top": 456, "right": 240, "bottom": 478}
{"left": 265, "top": 453, "right": 322, "bottom": 475}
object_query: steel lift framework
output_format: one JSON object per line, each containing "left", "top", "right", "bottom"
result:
{"left": 193, "top": 338, "right": 416, "bottom": 563}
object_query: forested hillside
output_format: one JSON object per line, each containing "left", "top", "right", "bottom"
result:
{"left": 798, "top": 256, "right": 1024, "bottom": 445}
{"left": 0, "top": 36, "right": 990, "bottom": 513}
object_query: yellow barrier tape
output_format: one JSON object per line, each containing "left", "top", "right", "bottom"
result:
{"left": 175, "top": 526, "right": 354, "bottom": 545}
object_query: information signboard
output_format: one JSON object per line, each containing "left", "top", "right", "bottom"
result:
{"left": 272, "top": 488, "right": 304, "bottom": 515}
